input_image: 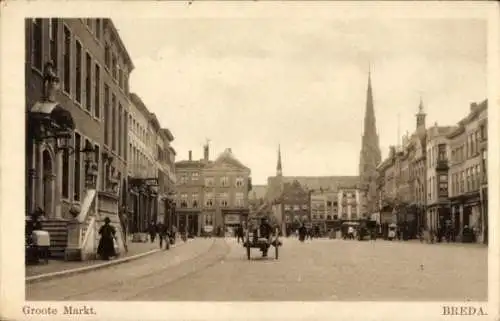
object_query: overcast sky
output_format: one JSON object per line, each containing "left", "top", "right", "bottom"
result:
{"left": 114, "top": 17, "right": 486, "bottom": 185}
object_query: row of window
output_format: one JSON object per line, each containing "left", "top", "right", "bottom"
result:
{"left": 178, "top": 198, "right": 245, "bottom": 208}
{"left": 412, "top": 183, "right": 425, "bottom": 203}
{"left": 427, "top": 174, "right": 448, "bottom": 202}
{"left": 128, "top": 143, "right": 156, "bottom": 178}
{"left": 157, "top": 144, "right": 169, "bottom": 164}
{"left": 129, "top": 116, "right": 154, "bottom": 150}
{"left": 82, "top": 18, "right": 103, "bottom": 43}
{"left": 31, "top": 19, "right": 101, "bottom": 118}
{"left": 450, "top": 125, "right": 486, "bottom": 164}
{"left": 179, "top": 192, "right": 245, "bottom": 200}
{"left": 31, "top": 19, "right": 128, "bottom": 161}
{"left": 284, "top": 204, "right": 308, "bottom": 210}
{"left": 177, "top": 192, "right": 245, "bottom": 207}
{"left": 283, "top": 213, "right": 355, "bottom": 222}
{"left": 103, "top": 83, "right": 128, "bottom": 159}
{"left": 104, "top": 42, "right": 129, "bottom": 93}
{"left": 450, "top": 164, "right": 482, "bottom": 197}
{"left": 312, "top": 207, "right": 338, "bottom": 213}
{"left": 427, "top": 144, "right": 447, "bottom": 169}
{"left": 178, "top": 175, "right": 246, "bottom": 187}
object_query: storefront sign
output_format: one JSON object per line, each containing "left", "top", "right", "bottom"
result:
{"left": 204, "top": 225, "right": 213, "bottom": 232}
{"left": 224, "top": 214, "right": 240, "bottom": 224}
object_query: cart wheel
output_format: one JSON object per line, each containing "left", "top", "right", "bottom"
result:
{"left": 246, "top": 245, "right": 251, "bottom": 260}
{"left": 275, "top": 245, "right": 279, "bottom": 260}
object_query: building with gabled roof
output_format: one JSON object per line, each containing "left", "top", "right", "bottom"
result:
{"left": 265, "top": 145, "right": 360, "bottom": 231}
{"left": 175, "top": 145, "right": 251, "bottom": 236}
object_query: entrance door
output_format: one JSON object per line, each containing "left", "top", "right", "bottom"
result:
{"left": 178, "top": 214, "right": 187, "bottom": 232}
{"left": 42, "top": 150, "right": 54, "bottom": 217}
{"left": 188, "top": 214, "right": 199, "bottom": 236}
{"left": 187, "top": 214, "right": 193, "bottom": 234}
{"left": 463, "top": 206, "right": 471, "bottom": 227}
{"left": 453, "top": 206, "right": 460, "bottom": 233}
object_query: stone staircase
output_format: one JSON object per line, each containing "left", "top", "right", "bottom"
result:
{"left": 33, "top": 188, "right": 127, "bottom": 261}
{"left": 41, "top": 219, "right": 68, "bottom": 259}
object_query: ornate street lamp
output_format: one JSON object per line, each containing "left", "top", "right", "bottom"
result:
{"left": 81, "top": 140, "right": 97, "bottom": 189}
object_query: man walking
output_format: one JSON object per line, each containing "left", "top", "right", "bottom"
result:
{"left": 157, "top": 222, "right": 168, "bottom": 249}
{"left": 236, "top": 224, "right": 244, "bottom": 243}
{"left": 148, "top": 221, "right": 157, "bottom": 243}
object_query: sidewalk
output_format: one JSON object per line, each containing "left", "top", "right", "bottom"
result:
{"left": 26, "top": 237, "right": 188, "bottom": 279}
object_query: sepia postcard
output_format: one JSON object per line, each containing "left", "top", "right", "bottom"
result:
{"left": 0, "top": 1, "right": 499, "bottom": 320}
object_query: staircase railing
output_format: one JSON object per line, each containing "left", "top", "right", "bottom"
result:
{"left": 65, "top": 189, "right": 98, "bottom": 261}
{"left": 80, "top": 215, "right": 96, "bottom": 256}
{"left": 77, "top": 189, "right": 97, "bottom": 223}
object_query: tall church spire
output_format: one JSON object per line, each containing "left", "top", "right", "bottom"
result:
{"left": 276, "top": 144, "right": 282, "bottom": 176}
{"left": 416, "top": 95, "right": 426, "bottom": 130}
{"left": 363, "top": 69, "right": 377, "bottom": 144}
{"left": 359, "top": 70, "right": 382, "bottom": 214}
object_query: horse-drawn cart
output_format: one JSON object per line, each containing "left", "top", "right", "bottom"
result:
{"left": 243, "top": 218, "right": 282, "bottom": 260}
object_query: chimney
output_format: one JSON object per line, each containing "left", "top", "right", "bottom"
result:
{"left": 204, "top": 144, "right": 209, "bottom": 161}
{"left": 227, "top": 148, "right": 232, "bottom": 153}
{"left": 470, "top": 102, "right": 478, "bottom": 112}
{"left": 188, "top": 150, "right": 192, "bottom": 161}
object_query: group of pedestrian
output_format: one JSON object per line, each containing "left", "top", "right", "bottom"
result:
{"left": 148, "top": 221, "right": 178, "bottom": 249}
{"left": 417, "top": 220, "right": 478, "bottom": 244}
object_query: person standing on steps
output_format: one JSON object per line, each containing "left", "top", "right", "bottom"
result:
{"left": 97, "top": 217, "right": 117, "bottom": 260}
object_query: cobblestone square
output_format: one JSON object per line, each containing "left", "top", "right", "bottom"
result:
{"left": 26, "top": 238, "right": 487, "bottom": 301}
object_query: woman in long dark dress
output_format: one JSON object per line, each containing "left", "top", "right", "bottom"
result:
{"left": 97, "top": 217, "right": 116, "bottom": 260}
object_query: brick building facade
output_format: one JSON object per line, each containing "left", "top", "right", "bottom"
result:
{"left": 26, "top": 18, "right": 132, "bottom": 220}
{"left": 447, "top": 100, "right": 488, "bottom": 243}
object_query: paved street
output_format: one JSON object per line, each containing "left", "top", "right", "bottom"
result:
{"left": 26, "top": 237, "right": 487, "bottom": 301}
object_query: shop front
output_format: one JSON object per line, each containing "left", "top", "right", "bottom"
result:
{"left": 128, "top": 177, "right": 159, "bottom": 235}
{"left": 449, "top": 196, "right": 463, "bottom": 237}
{"left": 463, "top": 192, "right": 480, "bottom": 227}
{"left": 404, "top": 204, "right": 418, "bottom": 239}
{"left": 177, "top": 210, "right": 201, "bottom": 236}
{"left": 222, "top": 209, "right": 250, "bottom": 235}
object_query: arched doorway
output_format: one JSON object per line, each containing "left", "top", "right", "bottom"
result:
{"left": 42, "top": 149, "right": 54, "bottom": 217}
